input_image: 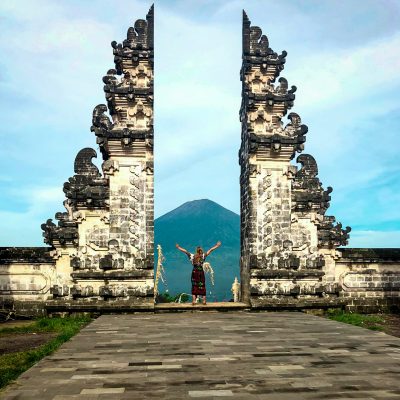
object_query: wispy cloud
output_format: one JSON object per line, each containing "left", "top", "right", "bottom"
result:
{"left": 0, "top": 185, "right": 65, "bottom": 246}
{"left": 0, "top": 0, "right": 399, "bottom": 247}
{"left": 350, "top": 230, "right": 400, "bottom": 248}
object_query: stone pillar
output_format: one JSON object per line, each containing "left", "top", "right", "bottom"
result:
{"left": 239, "top": 11, "right": 350, "bottom": 308}
{"left": 91, "top": 5, "right": 155, "bottom": 305}
{"left": 42, "top": 6, "right": 155, "bottom": 309}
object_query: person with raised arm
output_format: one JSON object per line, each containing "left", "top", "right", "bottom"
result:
{"left": 176, "top": 241, "right": 221, "bottom": 305}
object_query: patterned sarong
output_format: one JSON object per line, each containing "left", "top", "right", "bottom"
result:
{"left": 191, "top": 265, "right": 206, "bottom": 296}
{"left": 189, "top": 253, "right": 207, "bottom": 296}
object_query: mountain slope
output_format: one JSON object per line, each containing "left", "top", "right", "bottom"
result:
{"left": 154, "top": 199, "right": 240, "bottom": 301}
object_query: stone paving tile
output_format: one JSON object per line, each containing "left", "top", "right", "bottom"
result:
{"left": 2, "top": 312, "right": 400, "bottom": 399}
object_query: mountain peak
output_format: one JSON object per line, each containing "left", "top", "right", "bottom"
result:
{"left": 179, "top": 199, "right": 224, "bottom": 212}
{"left": 157, "top": 199, "right": 238, "bottom": 222}
{"left": 154, "top": 199, "right": 240, "bottom": 300}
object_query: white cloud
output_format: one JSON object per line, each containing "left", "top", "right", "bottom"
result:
{"left": 349, "top": 230, "right": 400, "bottom": 248}
{"left": 0, "top": 186, "right": 65, "bottom": 246}
{"left": 0, "top": 0, "right": 64, "bottom": 22}
{"left": 289, "top": 32, "right": 400, "bottom": 113}
{"left": 0, "top": 0, "right": 399, "bottom": 246}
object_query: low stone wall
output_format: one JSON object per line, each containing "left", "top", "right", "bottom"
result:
{"left": 0, "top": 247, "right": 154, "bottom": 316}
{"left": 337, "top": 248, "right": 400, "bottom": 313}
{"left": 0, "top": 247, "right": 55, "bottom": 316}
{"left": 2, "top": 247, "right": 400, "bottom": 315}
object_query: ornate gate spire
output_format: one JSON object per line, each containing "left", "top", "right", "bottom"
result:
{"left": 239, "top": 11, "right": 350, "bottom": 308}
{"left": 41, "top": 6, "right": 155, "bottom": 308}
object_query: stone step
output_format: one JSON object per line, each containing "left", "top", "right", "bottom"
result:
{"left": 155, "top": 302, "right": 249, "bottom": 312}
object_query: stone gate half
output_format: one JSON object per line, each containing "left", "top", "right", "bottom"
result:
{"left": 1, "top": 7, "right": 400, "bottom": 315}
{"left": 239, "top": 11, "right": 351, "bottom": 308}
{"left": 40, "top": 6, "right": 155, "bottom": 309}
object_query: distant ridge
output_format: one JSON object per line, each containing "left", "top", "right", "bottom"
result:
{"left": 154, "top": 199, "right": 240, "bottom": 301}
{"left": 158, "top": 199, "right": 239, "bottom": 221}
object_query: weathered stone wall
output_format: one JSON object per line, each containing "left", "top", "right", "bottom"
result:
{"left": 0, "top": 248, "right": 55, "bottom": 316}
{"left": 336, "top": 249, "right": 400, "bottom": 312}
{"left": 244, "top": 248, "right": 400, "bottom": 311}
{"left": 2, "top": 247, "right": 400, "bottom": 314}
{"left": 0, "top": 247, "right": 154, "bottom": 314}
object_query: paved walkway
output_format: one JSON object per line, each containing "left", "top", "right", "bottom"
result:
{"left": 2, "top": 312, "right": 400, "bottom": 399}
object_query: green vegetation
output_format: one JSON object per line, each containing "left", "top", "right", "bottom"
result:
{"left": 156, "top": 292, "right": 190, "bottom": 303}
{"left": 326, "top": 309, "right": 384, "bottom": 331}
{"left": 0, "top": 316, "right": 91, "bottom": 390}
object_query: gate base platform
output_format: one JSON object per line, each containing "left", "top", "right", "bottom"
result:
{"left": 155, "top": 302, "right": 249, "bottom": 312}
{"left": 44, "top": 300, "right": 347, "bottom": 315}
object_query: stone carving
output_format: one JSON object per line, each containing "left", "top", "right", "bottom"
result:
{"left": 102, "top": 159, "right": 119, "bottom": 176}
{"left": 50, "top": 284, "right": 69, "bottom": 297}
{"left": 111, "top": 5, "right": 154, "bottom": 74}
{"left": 249, "top": 25, "right": 269, "bottom": 56}
{"left": 246, "top": 70, "right": 269, "bottom": 94}
{"left": 125, "top": 99, "right": 153, "bottom": 129}
{"left": 99, "top": 285, "right": 128, "bottom": 298}
{"left": 99, "top": 253, "right": 124, "bottom": 270}
{"left": 91, "top": 105, "right": 112, "bottom": 138}
{"left": 99, "top": 6, "right": 154, "bottom": 275}
{"left": 319, "top": 216, "right": 351, "bottom": 248}
{"left": 63, "top": 148, "right": 109, "bottom": 209}
{"left": 102, "top": 69, "right": 118, "bottom": 86}
{"left": 241, "top": 31, "right": 307, "bottom": 159}
{"left": 37, "top": 8, "right": 357, "bottom": 311}
{"left": 70, "top": 253, "right": 101, "bottom": 271}
{"left": 292, "top": 154, "right": 332, "bottom": 214}
{"left": 118, "top": 65, "right": 152, "bottom": 88}
{"left": 41, "top": 219, "right": 56, "bottom": 246}
{"left": 250, "top": 280, "right": 340, "bottom": 297}
{"left": 91, "top": 5, "right": 154, "bottom": 156}
{"left": 73, "top": 148, "right": 100, "bottom": 177}
{"left": 242, "top": 10, "right": 287, "bottom": 67}
{"left": 86, "top": 225, "right": 109, "bottom": 249}
{"left": 41, "top": 215, "right": 78, "bottom": 247}
{"left": 71, "top": 285, "right": 94, "bottom": 298}
{"left": 283, "top": 113, "right": 308, "bottom": 141}
{"left": 91, "top": 105, "right": 113, "bottom": 158}
{"left": 240, "top": 11, "right": 351, "bottom": 307}
{"left": 41, "top": 6, "right": 154, "bottom": 306}
{"left": 70, "top": 257, "right": 81, "bottom": 270}
{"left": 248, "top": 105, "right": 274, "bottom": 133}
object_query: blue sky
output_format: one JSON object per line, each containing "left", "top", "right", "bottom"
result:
{"left": 0, "top": 0, "right": 399, "bottom": 247}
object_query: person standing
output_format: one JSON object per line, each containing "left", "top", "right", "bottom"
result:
{"left": 176, "top": 242, "right": 221, "bottom": 305}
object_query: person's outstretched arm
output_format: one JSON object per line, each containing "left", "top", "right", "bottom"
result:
{"left": 205, "top": 241, "right": 221, "bottom": 257}
{"left": 176, "top": 243, "right": 191, "bottom": 257}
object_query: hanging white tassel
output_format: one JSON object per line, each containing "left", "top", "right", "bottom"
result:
{"left": 203, "top": 262, "right": 215, "bottom": 286}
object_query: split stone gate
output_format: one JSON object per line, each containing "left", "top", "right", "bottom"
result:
{"left": 1, "top": 6, "right": 400, "bottom": 314}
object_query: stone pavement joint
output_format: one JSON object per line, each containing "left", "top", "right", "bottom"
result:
{"left": 2, "top": 312, "right": 400, "bottom": 399}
